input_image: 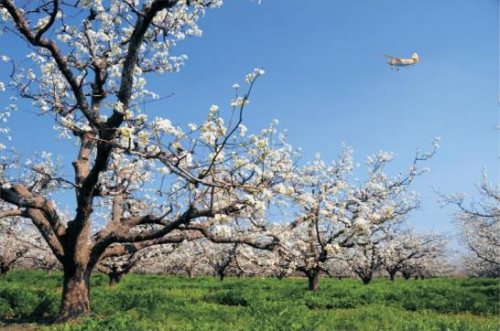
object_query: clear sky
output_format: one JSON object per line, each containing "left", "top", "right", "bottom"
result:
{"left": 0, "top": 0, "right": 498, "bottom": 246}
{"left": 157, "top": 0, "right": 499, "bottom": 240}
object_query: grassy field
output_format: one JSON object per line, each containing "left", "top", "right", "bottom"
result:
{"left": 0, "top": 271, "right": 499, "bottom": 330}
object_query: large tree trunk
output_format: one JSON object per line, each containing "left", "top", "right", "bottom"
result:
{"left": 307, "top": 271, "right": 320, "bottom": 291}
{"left": 56, "top": 265, "right": 91, "bottom": 322}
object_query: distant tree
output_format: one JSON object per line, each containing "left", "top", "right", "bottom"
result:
{"left": 344, "top": 215, "right": 403, "bottom": 284}
{"left": 0, "top": 215, "right": 47, "bottom": 275}
{"left": 258, "top": 249, "right": 295, "bottom": 279}
{"left": 415, "top": 253, "right": 455, "bottom": 279}
{"left": 228, "top": 244, "right": 285, "bottom": 278}
{"left": 97, "top": 244, "right": 177, "bottom": 286}
{"left": 443, "top": 173, "right": 499, "bottom": 274}
{"left": 203, "top": 243, "right": 239, "bottom": 281}
{"left": 280, "top": 146, "right": 436, "bottom": 291}
{"left": 164, "top": 240, "right": 208, "bottom": 278}
{"left": 395, "top": 233, "right": 447, "bottom": 280}
{"left": 461, "top": 253, "right": 500, "bottom": 278}
{"left": 32, "top": 250, "right": 62, "bottom": 274}
{"left": 383, "top": 229, "right": 447, "bottom": 281}
{"left": 323, "top": 258, "right": 353, "bottom": 279}
{"left": 347, "top": 244, "right": 385, "bottom": 285}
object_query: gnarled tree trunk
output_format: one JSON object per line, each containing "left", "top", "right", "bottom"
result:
{"left": 57, "top": 265, "right": 92, "bottom": 322}
{"left": 56, "top": 219, "right": 93, "bottom": 322}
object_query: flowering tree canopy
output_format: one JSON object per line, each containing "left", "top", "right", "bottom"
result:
{"left": 277, "top": 145, "right": 436, "bottom": 290}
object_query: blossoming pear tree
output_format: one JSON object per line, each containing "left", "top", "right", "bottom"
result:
{"left": 97, "top": 243, "right": 178, "bottom": 286}
{"left": 225, "top": 243, "right": 283, "bottom": 278}
{"left": 279, "top": 145, "right": 436, "bottom": 291}
{"left": 382, "top": 228, "right": 448, "bottom": 281}
{"left": 0, "top": 0, "right": 292, "bottom": 321}
{"left": 0, "top": 214, "right": 47, "bottom": 275}
{"left": 32, "top": 247, "right": 62, "bottom": 274}
{"left": 446, "top": 174, "right": 499, "bottom": 268}
{"left": 460, "top": 253, "right": 499, "bottom": 277}
{"left": 322, "top": 257, "right": 353, "bottom": 279}
{"left": 341, "top": 204, "right": 409, "bottom": 284}
{"left": 247, "top": 246, "right": 295, "bottom": 279}
{"left": 345, "top": 243, "right": 386, "bottom": 285}
{"left": 160, "top": 239, "right": 224, "bottom": 277}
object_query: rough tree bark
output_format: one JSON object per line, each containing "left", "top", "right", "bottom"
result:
{"left": 58, "top": 265, "right": 92, "bottom": 322}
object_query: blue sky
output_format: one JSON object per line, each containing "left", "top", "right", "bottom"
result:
{"left": 159, "top": 0, "right": 499, "bottom": 239}
{"left": 0, "top": 0, "right": 498, "bottom": 245}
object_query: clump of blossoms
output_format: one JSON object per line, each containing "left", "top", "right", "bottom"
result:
{"left": 0, "top": 0, "right": 222, "bottom": 143}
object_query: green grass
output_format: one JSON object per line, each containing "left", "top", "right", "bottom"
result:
{"left": 1, "top": 271, "right": 499, "bottom": 330}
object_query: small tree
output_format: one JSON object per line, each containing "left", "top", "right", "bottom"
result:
{"left": 203, "top": 242, "right": 239, "bottom": 281}
{"left": 323, "top": 258, "right": 353, "bottom": 279}
{"left": 97, "top": 243, "right": 178, "bottom": 286}
{"left": 280, "top": 146, "right": 435, "bottom": 291}
{"left": 382, "top": 229, "right": 447, "bottom": 281}
{"left": 461, "top": 253, "right": 500, "bottom": 278}
{"left": 347, "top": 244, "right": 385, "bottom": 285}
{"left": 32, "top": 250, "right": 62, "bottom": 274}
{"left": 164, "top": 240, "right": 208, "bottom": 278}
{"left": 390, "top": 232, "right": 448, "bottom": 280}
{"left": 443, "top": 173, "right": 500, "bottom": 273}
{"left": 0, "top": 215, "right": 47, "bottom": 275}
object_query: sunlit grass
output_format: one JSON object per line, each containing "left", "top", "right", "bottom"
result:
{"left": 0, "top": 271, "right": 498, "bottom": 330}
